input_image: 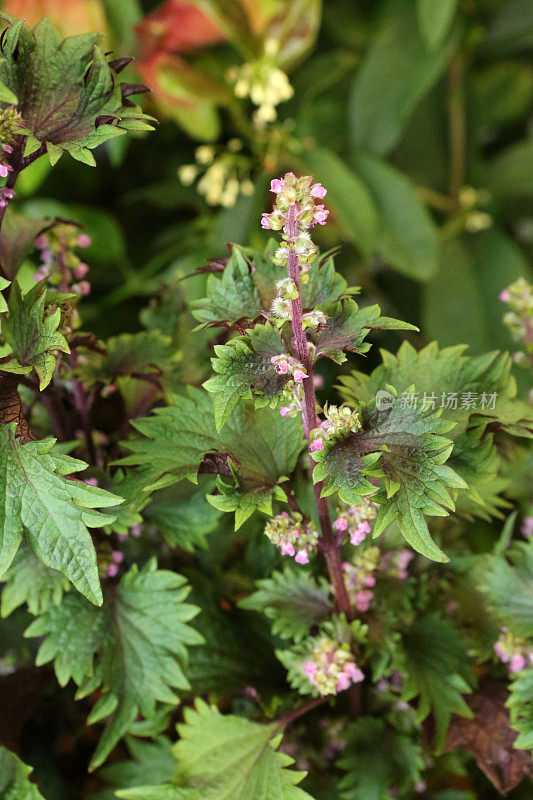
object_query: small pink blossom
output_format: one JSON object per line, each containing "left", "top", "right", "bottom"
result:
{"left": 280, "top": 542, "right": 296, "bottom": 557}
{"left": 344, "top": 662, "right": 364, "bottom": 682}
{"left": 35, "top": 235, "right": 49, "bottom": 250}
{"left": 130, "top": 523, "right": 142, "bottom": 537}
{"left": 358, "top": 521, "right": 371, "bottom": 535}
{"left": 354, "top": 590, "right": 373, "bottom": 612}
{"left": 499, "top": 289, "right": 510, "bottom": 302}
{"left": 77, "top": 234, "right": 92, "bottom": 248}
{"left": 295, "top": 550, "right": 309, "bottom": 564}
{"left": 336, "top": 673, "right": 351, "bottom": 692}
{"left": 84, "top": 478, "right": 98, "bottom": 486}
{"left": 73, "top": 280, "right": 91, "bottom": 296}
{"left": 279, "top": 406, "right": 290, "bottom": 417}
{"left": 2, "top": 144, "right": 13, "bottom": 154}
{"left": 364, "top": 574, "right": 376, "bottom": 588}
{"left": 111, "top": 551, "right": 124, "bottom": 563}
{"left": 396, "top": 549, "right": 414, "bottom": 571}
{"left": 0, "top": 162, "right": 12, "bottom": 178}
{"left": 261, "top": 213, "right": 272, "bottom": 229}
{"left": 74, "top": 262, "right": 89, "bottom": 279}
{"left": 310, "top": 438, "right": 324, "bottom": 452}
{"left": 270, "top": 178, "right": 284, "bottom": 193}
{"left": 333, "top": 516, "right": 348, "bottom": 532}
{"left": 521, "top": 516, "right": 533, "bottom": 538}
{"left": 118, "top": 533, "right": 128, "bottom": 542}
{"left": 313, "top": 205, "right": 329, "bottom": 225}
{"left": 349, "top": 528, "right": 367, "bottom": 546}
{"left": 293, "top": 369, "right": 307, "bottom": 383}
{"left": 510, "top": 653, "right": 527, "bottom": 673}
{"left": 494, "top": 642, "right": 509, "bottom": 663}
{"left": 107, "top": 563, "right": 119, "bottom": 578}
{"left": 33, "top": 272, "right": 46, "bottom": 282}
{"left": 303, "top": 661, "right": 317, "bottom": 680}
{"left": 311, "top": 183, "right": 327, "bottom": 199}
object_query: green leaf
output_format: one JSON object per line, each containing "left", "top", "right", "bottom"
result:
{"left": 1, "top": 539, "right": 70, "bottom": 617}
{"left": 1, "top": 282, "right": 70, "bottom": 390}
{"left": 422, "top": 232, "right": 531, "bottom": 354}
{"left": 117, "top": 699, "right": 313, "bottom": 800}
{"left": 482, "top": 539, "right": 533, "bottom": 639}
{"left": 312, "top": 396, "right": 466, "bottom": 562}
{"left": 0, "top": 747, "right": 46, "bottom": 800}
{"left": 506, "top": 669, "right": 533, "bottom": 750}
{"left": 338, "top": 717, "right": 424, "bottom": 800}
{"left": 204, "top": 323, "right": 291, "bottom": 431}
{"left": 25, "top": 560, "right": 203, "bottom": 771}
{"left": 486, "top": 136, "right": 533, "bottom": 198}
{"left": 338, "top": 340, "right": 533, "bottom": 440}
{"left": 0, "top": 15, "right": 153, "bottom": 165}
{"left": 349, "top": 0, "right": 458, "bottom": 155}
{"left": 117, "top": 388, "right": 303, "bottom": 529}
{"left": 144, "top": 487, "right": 222, "bottom": 552}
{"left": 0, "top": 424, "right": 121, "bottom": 605}
{"left": 97, "top": 736, "right": 177, "bottom": 799}
{"left": 399, "top": 614, "right": 475, "bottom": 751}
{"left": 417, "top": 0, "right": 457, "bottom": 49}
{"left": 299, "top": 148, "right": 379, "bottom": 254}
{"left": 75, "top": 330, "right": 179, "bottom": 388}
{"left": 311, "top": 299, "right": 417, "bottom": 364}
{"left": 0, "top": 210, "right": 51, "bottom": 281}
{"left": 191, "top": 246, "right": 261, "bottom": 327}
{"left": 0, "top": 276, "right": 9, "bottom": 314}
{"left": 351, "top": 150, "right": 440, "bottom": 280}
{"left": 239, "top": 567, "right": 333, "bottom": 641}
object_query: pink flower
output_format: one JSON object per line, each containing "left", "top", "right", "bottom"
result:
{"left": 313, "top": 205, "right": 329, "bottom": 225}
{"left": 336, "top": 673, "right": 350, "bottom": 692}
{"left": 33, "top": 272, "right": 45, "bottom": 282}
{"left": 521, "top": 516, "right": 533, "bottom": 538}
{"left": 118, "top": 533, "right": 128, "bottom": 542}
{"left": 295, "top": 550, "right": 309, "bottom": 564}
{"left": 499, "top": 289, "right": 510, "bottom": 302}
{"left": 396, "top": 549, "right": 413, "bottom": 571}
{"left": 111, "top": 551, "right": 124, "bottom": 563}
{"left": 107, "top": 563, "right": 119, "bottom": 578}
{"left": 334, "top": 516, "right": 348, "bottom": 532}
{"left": 364, "top": 574, "right": 376, "bottom": 588}
{"left": 357, "top": 521, "right": 371, "bottom": 535}
{"left": 2, "top": 144, "right": 13, "bottom": 154}
{"left": 77, "top": 234, "right": 92, "bottom": 248}
{"left": 310, "top": 438, "right": 324, "bottom": 452}
{"left": 272, "top": 356, "right": 289, "bottom": 374}
{"left": 130, "top": 523, "right": 142, "bottom": 537}
{"left": 311, "top": 183, "right": 327, "bottom": 199}
{"left": 303, "top": 661, "right": 317, "bottom": 679}
{"left": 293, "top": 369, "right": 307, "bottom": 383}
{"left": 509, "top": 653, "right": 527, "bottom": 673}
{"left": 84, "top": 477, "right": 98, "bottom": 486}
{"left": 349, "top": 528, "right": 367, "bottom": 546}
{"left": 261, "top": 213, "right": 272, "bottom": 229}
{"left": 270, "top": 178, "right": 284, "bottom": 193}
{"left": 354, "top": 590, "right": 373, "bottom": 612}
{"left": 494, "top": 642, "right": 509, "bottom": 663}
{"left": 280, "top": 406, "right": 290, "bottom": 417}
{"left": 280, "top": 542, "right": 295, "bottom": 557}
{"left": 74, "top": 262, "right": 89, "bottom": 279}
{"left": 35, "top": 235, "right": 49, "bottom": 250}
{"left": 0, "top": 162, "right": 12, "bottom": 178}
{"left": 344, "top": 662, "right": 364, "bottom": 683}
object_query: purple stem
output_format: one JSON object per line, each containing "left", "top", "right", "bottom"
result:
{"left": 286, "top": 204, "right": 351, "bottom": 617}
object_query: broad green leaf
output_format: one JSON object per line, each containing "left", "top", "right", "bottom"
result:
{"left": 338, "top": 717, "right": 424, "bottom": 800}
{"left": 75, "top": 330, "right": 180, "bottom": 388}
{"left": 349, "top": 0, "right": 458, "bottom": 155}
{"left": 97, "top": 736, "right": 176, "bottom": 800}
{"left": 0, "top": 424, "right": 121, "bottom": 605}
{"left": 191, "top": 247, "right": 261, "bottom": 327}
{"left": 117, "top": 700, "right": 313, "bottom": 800}
{"left": 25, "top": 560, "right": 203, "bottom": 771}
{"left": 482, "top": 539, "right": 533, "bottom": 639}
{"left": 144, "top": 487, "right": 222, "bottom": 552}
{"left": 351, "top": 150, "right": 440, "bottom": 280}
{"left": 1, "top": 282, "right": 69, "bottom": 390}
{"left": 1, "top": 539, "right": 70, "bottom": 617}
{"left": 507, "top": 669, "right": 533, "bottom": 750}
{"left": 417, "top": 0, "right": 457, "bottom": 49}
{"left": 423, "top": 233, "right": 531, "bottom": 354}
{"left": 0, "top": 15, "right": 153, "bottom": 165}
{"left": 486, "top": 136, "right": 533, "bottom": 198}
{"left": 299, "top": 148, "right": 379, "bottom": 254}
{"left": 310, "top": 299, "right": 417, "bottom": 364}
{"left": 117, "top": 388, "right": 304, "bottom": 529}
{"left": 0, "top": 277, "right": 9, "bottom": 314}
{"left": 338, "top": 340, "right": 533, "bottom": 440}
{"left": 312, "top": 396, "right": 466, "bottom": 562}
{"left": 239, "top": 567, "right": 333, "bottom": 641}
{"left": 204, "top": 323, "right": 291, "bottom": 431}
{"left": 399, "top": 613, "right": 475, "bottom": 751}
{"left": 0, "top": 747, "right": 46, "bottom": 800}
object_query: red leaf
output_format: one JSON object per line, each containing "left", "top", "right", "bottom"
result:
{"left": 136, "top": 0, "right": 226, "bottom": 58}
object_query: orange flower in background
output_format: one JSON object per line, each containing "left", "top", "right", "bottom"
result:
{"left": 135, "top": 0, "right": 226, "bottom": 58}
{"left": 3, "top": 0, "right": 107, "bottom": 37}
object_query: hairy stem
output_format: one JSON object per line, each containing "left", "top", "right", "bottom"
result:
{"left": 274, "top": 696, "right": 328, "bottom": 733}
{"left": 286, "top": 204, "right": 351, "bottom": 617}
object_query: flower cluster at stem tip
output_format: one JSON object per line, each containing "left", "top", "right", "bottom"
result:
{"left": 34, "top": 224, "right": 92, "bottom": 297}
{"left": 334, "top": 499, "right": 379, "bottom": 545}
{"left": 264, "top": 511, "right": 319, "bottom": 564}
{"left": 310, "top": 404, "right": 362, "bottom": 452}
{"left": 227, "top": 40, "right": 293, "bottom": 127}
{"left": 500, "top": 278, "right": 533, "bottom": 365}
{"left": 0, "top": 107, "right": 24, "bottom": 207}
{"left": 178, "top": 139, "right": 254, "bottom": 207}
{"left": 302, "top": 636, "right": 364, "bottom": 695}
{"left": 494, "top": 626, "right": 533, "bottom": 673}
{"left": 261, "top": 172, "right": 329, "bottom": 281}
